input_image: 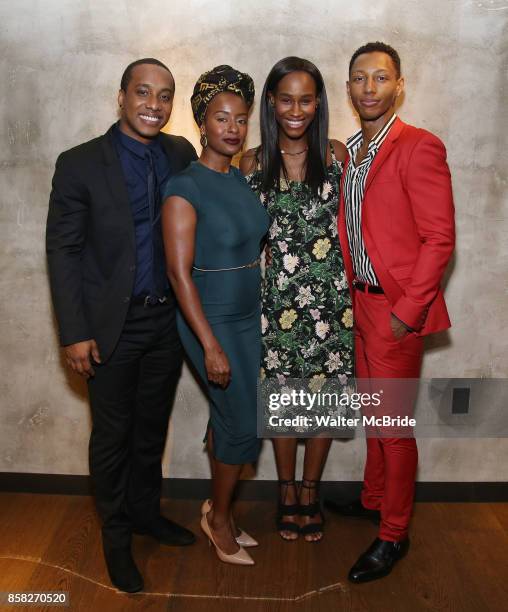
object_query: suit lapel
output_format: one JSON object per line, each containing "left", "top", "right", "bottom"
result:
{"left": 361, "top": 118, "right": 406, "bottom": 304}
{"left": 160, "top": 134, "right": 180, "bottom": 174}
{"left": 100, "top": 126, "right": 135, "bottom": 249}
{"left": 364, "top": 117, "right": 405, "bottom": 192}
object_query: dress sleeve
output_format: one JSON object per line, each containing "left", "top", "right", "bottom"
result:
{"left": 162, "top": 173, "right": 201, "bottom": 211}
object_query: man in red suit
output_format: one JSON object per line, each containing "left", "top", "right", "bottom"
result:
{"left": 326, "top": 42, "right": 455, "bottom": 582}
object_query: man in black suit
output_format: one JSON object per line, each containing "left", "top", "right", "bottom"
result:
{"left": 46, "top": 58, "right": 197, "bottom": 593}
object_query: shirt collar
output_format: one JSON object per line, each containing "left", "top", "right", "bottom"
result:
{"left": 113, "top": 121, "right": 163, "bottom": 159}
{"left": 346, "top": 113, "right": 397, "bottom": 155}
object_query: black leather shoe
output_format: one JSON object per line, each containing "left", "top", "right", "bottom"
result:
{"left": 133, "top": 516, "right": 196, "bottom": 546}
{"left": 324, "top": 498, "right": 381, "bottom": 524}
{"left": 103, "top": 546, "right": 143, "bottom": 593}
{"left": 348, "top": 537, "right": 410, "bottom": 583}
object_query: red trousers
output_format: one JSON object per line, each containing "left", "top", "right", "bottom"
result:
{"left": 354, "top": 289, "right": 423, "bottom": 542}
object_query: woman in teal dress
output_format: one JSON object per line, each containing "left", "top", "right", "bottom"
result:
{"left": 162, "top": 66, "right": 269, "bottom": 566}
{"left": 241, "top": 57, "right": 354, "bottom": 542}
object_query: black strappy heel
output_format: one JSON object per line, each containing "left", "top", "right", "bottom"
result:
{"left": 299, "top": 479, "right": 325, "bottom": 542}
{"left": 276, "top": 479, "right": 300, "bottom": 540}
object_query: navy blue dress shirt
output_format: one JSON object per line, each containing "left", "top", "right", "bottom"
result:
{"left": 113, "top": 123, "right": 171, "bottom": 297}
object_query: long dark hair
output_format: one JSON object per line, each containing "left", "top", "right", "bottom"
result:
{"left": 258, "top": 56, "right": 329, "bottom": 196}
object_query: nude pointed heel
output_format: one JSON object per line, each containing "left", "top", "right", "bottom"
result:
{"left": 201, "top": 499, "right": 258, "bottom": 548}
{"left": 200, "top": 512, "right": 255, "bottom": 565}
{"left": 201, "top": 499, "right": 213, "bottom": 515}
{"left": 236, "top": 529, "right": 259, "bottom": 548}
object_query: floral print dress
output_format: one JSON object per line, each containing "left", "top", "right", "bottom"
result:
{"left": 247, "top": 145, "right": 354, "bottom": 390}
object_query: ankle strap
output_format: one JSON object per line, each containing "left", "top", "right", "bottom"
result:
{"left": 279, "top": 479, "right": 296, "bottom": 486}
{"left": 301, "top": 479, "right": 319, "bottom": 489}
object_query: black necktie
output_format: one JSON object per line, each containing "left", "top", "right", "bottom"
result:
{"left": 145, "top": 149, "right": 167, "bottom": 297}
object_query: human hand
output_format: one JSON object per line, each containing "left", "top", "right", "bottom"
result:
{"left": 204, "top": 342, "right": 231, "bottom": 388}
{"left": 63, "top": 339, "right": 101, "bottom": 378}
{"left": 390, "top": 314, "right": 410, "bottom": 340}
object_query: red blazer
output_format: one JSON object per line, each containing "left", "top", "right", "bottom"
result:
{"left": 338, "top": 117, "right": 455, "bottom": 335}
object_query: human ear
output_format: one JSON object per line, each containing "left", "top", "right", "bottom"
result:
{"left": 396, "top": 77, "right": 404, "bottom": 98}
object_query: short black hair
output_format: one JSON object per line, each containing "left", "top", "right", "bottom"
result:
{"left": 120, "top": 58, "right": 173, "bottom": 92}
{"left": 349, "top": 42, "right": 401, "bottom": 78}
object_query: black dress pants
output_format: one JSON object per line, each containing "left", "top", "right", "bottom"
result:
{"left": 87, "top": 301, "right": 182, "bottom": 550}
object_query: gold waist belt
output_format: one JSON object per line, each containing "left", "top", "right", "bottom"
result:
{"left": 193, "top": 257, "right": 260, "bottom": 272}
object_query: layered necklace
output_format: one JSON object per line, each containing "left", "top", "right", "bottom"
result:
{"left": 280, "top": 147, "right": 308, "bottom": 156}
{"left": 280, "top": 142, "right": 308, "bottom": 188}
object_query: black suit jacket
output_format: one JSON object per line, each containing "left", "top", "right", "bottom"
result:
{"left": 46, "top": 124, "right": 197, "bottom": 362}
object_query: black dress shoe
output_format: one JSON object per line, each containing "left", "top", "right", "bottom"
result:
{"left": 348, "top": 537, "right": 410, "bottom": 583}
{"left": 133, "top": 516, "right": 196, "bottom": 546}
{"left": 324, "top": 498, "right": 381, "bottom": 524}
{"left": 103, "top": 546, "right": 143, "bottom": 593}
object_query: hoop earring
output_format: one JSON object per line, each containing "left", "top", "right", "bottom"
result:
{"left": 200, "top": 133, "right": 208, "bottom": 148}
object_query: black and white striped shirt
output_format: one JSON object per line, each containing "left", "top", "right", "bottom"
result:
{"left": 344, "top": 114, "right": 397, "bottom": 285}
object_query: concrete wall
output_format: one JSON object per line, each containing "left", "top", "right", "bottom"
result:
{"left": 1, "top": 0, "right": 507, "bottom": 481}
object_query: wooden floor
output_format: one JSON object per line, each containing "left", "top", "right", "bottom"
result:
{"left": 0, "top": 494, "right": 507, "bottom": 611}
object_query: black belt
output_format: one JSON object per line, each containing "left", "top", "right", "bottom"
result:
{"left": 131, "top": 292, "right": 171, "bottom": 307}
{"left": 353, "top": 280, "right": 384, "bottom": 294}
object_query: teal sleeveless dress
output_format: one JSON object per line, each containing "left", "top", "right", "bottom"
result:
{"left": 163, "top": 161, "right": 270, "bottom": 464}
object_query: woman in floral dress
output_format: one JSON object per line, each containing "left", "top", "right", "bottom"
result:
{"left": 241, "top": 57, "right": 353, "bottom": 542}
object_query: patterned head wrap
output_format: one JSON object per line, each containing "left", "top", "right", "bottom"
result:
{"left": 191, "top": 65, "right": 255, "bottom": 126}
